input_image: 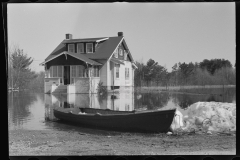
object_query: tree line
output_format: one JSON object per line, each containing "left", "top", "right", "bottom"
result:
{"left": 134, "top": 58, "right": 236, "bottom": 88}
{"left": 8, "top": 45, "right": 44, "bottom": 91}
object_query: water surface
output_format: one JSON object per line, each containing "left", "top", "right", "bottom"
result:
{"left": 8, "top": 87, "right": 236, "bottom": 131}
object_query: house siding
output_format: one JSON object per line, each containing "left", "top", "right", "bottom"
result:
{"left": 67, "top": 77, "right": 100, "bottom": 94}
{"left": 107, "top": 60, "right": 134, "bottom": 88}
{"left": 89, "top": 77, "right": 100, "bottom": 93}
{"left": 74, "top": 78, "right": 90, "bottom": 93}
{"left": 44, "top": 78, "right": 60, "bottom": 93}
{"left": 107, "top": 61, "right": 111, "bottom": 88}
{"left": 110, "top": 61, "right": 115, "bottom": 86}
{"left": 99, "top": 61, "right": 108, "bottom": 86}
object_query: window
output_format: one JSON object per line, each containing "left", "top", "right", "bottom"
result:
{"left": 49, "top": 66, "right": 62, "bottom": 78}
{"left": 71, "top": 66, "right": 76, "bottom": 77}
{"left": 124, "top": 51, "right": 128, "bottom": 60}
{"left": 52, "top": 66, "right": 57, "bottom": 77}
{"left": 70, "top": 66, "right": 76, "bottom": 84}
{"left": 91, "top": 66, "right": 99, "bottom": 77}
{"left": 86, "top": 43, "right": 93, "bottom": 53}
{"left": 119, "top": 48, "right": 123, "bottom": 56}
{"left": 115, "top": 64, "right": 120, "bottom": 78}
{"left": 125, "top": 68, "right": 129, "bottom": 80}
{"left": 114, "top": 49, "right": 118, "bottom": 58}
{"left": 85, "top": 68, "right": 89, "bottom": 77}
{"left": 70, "top": 65, "right": 86, "bottom": 78}
{"left": 45, "top": 70, "right": 49, "bottom": 78}
{"left": 58, "top": 66, "right": 62, "bottom": 77}
{"left": 68, "top": 44, "right": 75, "bottom": 53}
{"left": 95, "top": 66, "right": 99, "bottom": 77}
{"left": 77, "top": 43, "right": 84, "bottom": 53}
{"left": 76, "top": 65, "right": 84, "bottom": 77}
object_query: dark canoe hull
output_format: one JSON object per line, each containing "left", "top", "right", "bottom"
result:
{"left": 53, "top": 108, "right": 176, "bottom": 133}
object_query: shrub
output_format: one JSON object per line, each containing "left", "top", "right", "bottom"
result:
{"left": 97, "top": 81, "right": 107, "bottom": 96}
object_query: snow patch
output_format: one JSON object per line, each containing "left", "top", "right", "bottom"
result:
{"left": 170, "top": 102, "right": 236, "bottom": 133}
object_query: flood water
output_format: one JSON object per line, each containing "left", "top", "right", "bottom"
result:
{"left": 8, "top": 87, "right": 236, "bottom": 131}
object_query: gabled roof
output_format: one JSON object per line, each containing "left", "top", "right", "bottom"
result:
{"left": 67, "top": 52, "right": 102, "bottom": 65}
{"left": 84, "top": 36, "right": 123, "bottom": 59}
{"left": 40, "top": 51, "right": 102, "bottom": 66}
{"left": 42, "top": 34, "right": 135, "bottom": 65}
{"left": 45, "top": 40, "right": 66, "bottom": 61}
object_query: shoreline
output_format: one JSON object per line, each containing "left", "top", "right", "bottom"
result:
{"left": 134, "top": 85, "right": 235, "bottom": 94}
{"left": 9, "top": 129, "right": 236, "bottom": 155}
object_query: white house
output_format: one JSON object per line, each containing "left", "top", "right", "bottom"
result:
{"left": 40, "top": 32, "right": 137, "bottom": 94}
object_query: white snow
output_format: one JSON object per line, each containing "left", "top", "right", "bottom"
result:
{"left": 170, "top": 102, "right": 236, "bottom": 133}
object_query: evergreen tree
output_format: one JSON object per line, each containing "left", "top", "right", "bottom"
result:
{"left": 8, "top": 45, "right": 37, "bottom": 90}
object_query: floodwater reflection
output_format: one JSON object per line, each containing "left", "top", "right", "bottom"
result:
{"left": 8, "top": 87, "right": 235, "bottom": 130}
{"left": 45, "top": 88, "right": 135, "bottom": 121}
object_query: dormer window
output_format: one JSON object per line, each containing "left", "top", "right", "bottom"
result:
{"left": 114, "top": 48, "right": 118, "bottom": 58}
{"left": 77, "top": 43, "right": 84, "bottom": 53}
{"left": 68, "top": 44, "right": 75, "bottom": 53}
{"left": 86, "top": 43, "right": 93, "bottom": 53}
{"left": 119, "top": 48, "right": 123, "bottom": 56}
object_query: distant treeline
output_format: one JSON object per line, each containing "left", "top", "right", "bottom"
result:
{"left": 134, "top": 58, "right": 236, "bottom": 87}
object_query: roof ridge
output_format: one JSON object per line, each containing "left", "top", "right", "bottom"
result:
{"left": 65, "top": 37, "right": 108, "bottom": 40}
{"left": 65, "top": 36, "right": 122, "bottom": 40}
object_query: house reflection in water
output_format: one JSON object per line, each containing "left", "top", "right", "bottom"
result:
{"left": 45, "top": 87, "right": 134, "bottom": 120}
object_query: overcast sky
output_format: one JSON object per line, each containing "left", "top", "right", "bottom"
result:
{"left": 8, "top": 3, "right": 235, "bottom": 72}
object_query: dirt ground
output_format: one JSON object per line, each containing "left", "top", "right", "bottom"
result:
{"left": 9, "top": 129, "right": 236, "bottom": 155}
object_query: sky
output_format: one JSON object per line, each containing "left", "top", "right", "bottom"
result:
{"left": 8, "top": 3, "right": 235, "bottom": 72}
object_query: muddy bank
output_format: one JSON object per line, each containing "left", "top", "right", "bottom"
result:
{"left": 9, "top": 129, "right": 235, "bottom": 155}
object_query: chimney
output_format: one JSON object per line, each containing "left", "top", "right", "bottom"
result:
{"left": 66, "top": 34, "right": 72, "bottom": 40}
{"left": 118, "top": 32, "right": 123, "bottom": 37}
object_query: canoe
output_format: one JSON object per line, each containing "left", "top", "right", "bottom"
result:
{"left": 53, "top": 107, "right": 176, "bottom": 133}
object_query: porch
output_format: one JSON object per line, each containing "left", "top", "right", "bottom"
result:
{"left": 45, "top": 77, "right": 100, "bottom": 94}
{"left": 41, "top": 51, "right": 102, "bottom": 94}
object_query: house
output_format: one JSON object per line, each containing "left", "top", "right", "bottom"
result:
{"left": 40, "top": 32, "right": 137, "bottom": 94}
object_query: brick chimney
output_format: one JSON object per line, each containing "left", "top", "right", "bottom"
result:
{"left": 118, "top": 32, "right": 123, "bottom": 37}
{"left": 66, "top": 34, "right": 72, "bottom": 40}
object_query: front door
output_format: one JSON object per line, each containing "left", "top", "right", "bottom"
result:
{"left": 64, "top": 66, "right": 70, "bottom": 85}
